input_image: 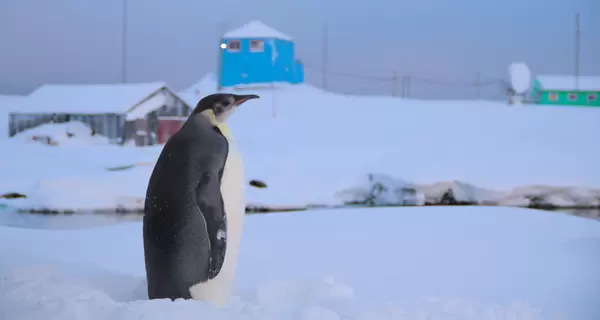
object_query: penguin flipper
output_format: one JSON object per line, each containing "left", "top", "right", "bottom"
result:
{"left": 196, "top": 172, "right": 227, "bottom": 280}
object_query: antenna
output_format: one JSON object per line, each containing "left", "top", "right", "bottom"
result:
{"left": 121, "top": 0, "right": 128, "bottom": 83}
{"left": 508, "top": 62, "right": 531, "bottom": 105}
{"left": 322, "top": 23, "right": 329, "bottom": 90}
{"left": 575, "top": 12, "right": 580, "bottom": 90}
{"left": 216, "top": 20, "right": 225, "bottom": 91}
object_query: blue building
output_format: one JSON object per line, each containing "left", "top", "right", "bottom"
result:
{"left": 219, "top": 20, "right": 304, "bottom": 88}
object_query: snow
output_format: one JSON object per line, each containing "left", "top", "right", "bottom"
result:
{"left": 16, "top": 82, "right": 168, "bottom": 114}
{"left": 223, "top": 20, "right": 292, "bottom": 41}
{"left": 0, "top": 137, "right": 161, "bottom": 210}
{"left": 2, "top": 77, "right": 600, "bottom": 211}
{"left": 0, "top": 206, "right": 599, "bottom": 319}
{"left": 536, "top": 75, "right": 600, "bottom": 91}
{"left": 10, "top": 120, "right": 111, "bottom": 146}
{"left": 497, "top": 186, "right": 600, "bottom": 208}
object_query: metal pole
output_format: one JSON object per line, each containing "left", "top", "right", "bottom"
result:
{"left": 475, "top": 71, "right": 481, "bottom": 99}
{"left": 575, "top": 12, "right": 580, "bottom": 90}
{"left": 392, "top": 71, "right": 397, "bottom": 96}
{"left": 401, "top": 76, "right": 406, "bottom": 98}
{"left": 322, "top": 23, "right": 329, "bottom": 90}
{"left": 271, "top": 84, "right": 276, "bottom": 118}
{"left": 216, "top": 21, "right": 225, "bottom": 91}
{"left": 121, "top": 0, "right": 128, "bottom": 83}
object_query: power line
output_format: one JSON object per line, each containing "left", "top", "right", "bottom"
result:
{"left": 575, "top": 12, "right": 580, "bottom": 90}
{"left": 216, "top": 21, "right": 226, "bottom": 91}
{"left": 304, "top": 64, "right": 391, "bottom": 82}
{"left": 475, "top": 72, "right": 481, "bottom": 98}
{"left": 121, "top": 0, "right": 128, "bottom": 83}
{"left": 303, "top": 61, "right": 507, "bottom": 100}
{"left": 322, "top": 23, "right": 329, "bottom": 90}
{"left": 392, "top": 71, "right": 397, "bottom": 96}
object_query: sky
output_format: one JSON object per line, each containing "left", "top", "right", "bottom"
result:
{"left": 0, "top": 0, "right": 598, "bottom": 99}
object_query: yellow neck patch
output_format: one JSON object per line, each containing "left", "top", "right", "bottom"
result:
{"left": 201, "top": 109, "right": 233, "bottom": 141}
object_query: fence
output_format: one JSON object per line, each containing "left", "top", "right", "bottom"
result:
{"left": 301, "top": 63, "right": 510, "bottom": 101}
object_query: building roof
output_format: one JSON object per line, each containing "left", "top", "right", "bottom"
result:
{"left": 536, "top": 75, "right": 600, "bottom": 91}
{"left": 223, "top": 20, "right": 292, "bottom": 41}
{"left": 16, "top": 82, "right": 172, "bottom": 115}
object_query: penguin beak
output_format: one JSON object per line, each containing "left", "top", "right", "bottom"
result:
{"left": 233, "top": 94, "right": 260, "bottom": 106}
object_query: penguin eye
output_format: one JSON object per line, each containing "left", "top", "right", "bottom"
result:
{"left": 213, "top": 100, "right": 231, "bottom": 115}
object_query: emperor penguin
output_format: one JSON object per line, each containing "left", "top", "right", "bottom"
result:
{"left": 143, "top": 93, "right": 259, "bottom": 307}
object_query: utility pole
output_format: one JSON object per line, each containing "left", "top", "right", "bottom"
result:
{"left": 475, "top": 71, "right": 481, "bottom": 99}
{"left": 121, "top": 0, "right": 128, "bottom": 83}
{"left": 216, "top": 21, "right": 225, "bottom": 91}
{"left": 574, "top": 12, "right": 580, "bottom": 90}
{"left": 322, "top": 23, "right": 329, "bottom": 90}
{"left": 400, "top": 76, "right": 411, "bottom": 99}
{"left": 392, "top": 71, "right": 397, "bottom": 96}
{"left": 401, "top": 76, "right": 406, "bottom": 98}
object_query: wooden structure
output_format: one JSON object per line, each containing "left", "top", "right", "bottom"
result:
{"left": 9, "top": 82, "right": 193, "bottom": 146}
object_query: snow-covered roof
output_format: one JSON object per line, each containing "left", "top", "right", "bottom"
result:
{"left": 536, "top": 75, "right": 600, "bottom": 91}
{"left": 16, "top": 82, "right": 172, "bottom": 115}
{"left": 223, "top": 20, "right": 292, "bottom": 41}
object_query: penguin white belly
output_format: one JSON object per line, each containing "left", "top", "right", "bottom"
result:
{"left": 188, "top": 139, "right": 246, "bottom": 307}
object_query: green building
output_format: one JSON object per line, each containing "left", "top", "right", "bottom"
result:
{"left": 529, "top": 75, "right": 600, "bottom": 107}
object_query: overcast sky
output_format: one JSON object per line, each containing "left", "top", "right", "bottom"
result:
{"left": 0, "top": 0, "right": 598, "bottom": 99}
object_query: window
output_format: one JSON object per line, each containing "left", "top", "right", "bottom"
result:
{"left": 548, "top": 92, "right": 558, "bottom": 101}
{"left": 588, "top": 93, "right": 597, "bottom": 102}
{"left": 568, "top": 93, "right": 578, "bottom": 101}
{"left": 250, "top": 40, "right": 264, "bottom": 52}
{"left": 227, "top": 40, "right": 240, "bottom": 52}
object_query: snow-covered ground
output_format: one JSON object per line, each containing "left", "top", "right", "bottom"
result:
{"left": 2, "top": 77, "right": 600, "bottom": 211}
{"left": 1, "top": 206, "right": 598, "bottom": 320}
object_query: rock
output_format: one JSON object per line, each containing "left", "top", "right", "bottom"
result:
{"left": 417, "top": 180, "right": 504, "bottom": 205}
{"left": 0, "top": 192, "right": 27, "bottom": 199}
{"left": 335, "top": 173, "right": 425, "bottom": 206}
{"left": 249, "top": 180, "right": 268, "bottom": 188}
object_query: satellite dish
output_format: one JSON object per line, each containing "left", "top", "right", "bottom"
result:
{"left": 509, "top": 62, "right": 531, "bottom": 94}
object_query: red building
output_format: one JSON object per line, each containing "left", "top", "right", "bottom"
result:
{"left": 157, "top": 116, "right": 187, "bottom": 144}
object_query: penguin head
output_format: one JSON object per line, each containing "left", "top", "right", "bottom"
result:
{"left": 192, "top": 93, "right": 260, "bottom": 124}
